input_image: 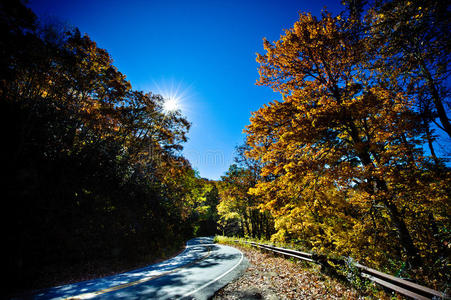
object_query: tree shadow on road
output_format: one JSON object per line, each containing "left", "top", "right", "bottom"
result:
{"left": 16, "top": 237, "right": 242, "bottom": 300}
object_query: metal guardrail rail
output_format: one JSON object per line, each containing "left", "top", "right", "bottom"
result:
{"left": 236, "top": 240, "right": 449, "bottom": 300}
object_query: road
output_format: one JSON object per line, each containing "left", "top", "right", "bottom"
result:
{"left": 16, "top": 237, "right": 247, "bottom": 300}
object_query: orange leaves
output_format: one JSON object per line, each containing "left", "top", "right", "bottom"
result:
{"left": 256, "top": 12, "right": 350, "bottom": 98}
{"left": 243, "top": 4, "right": 450, "bottom": 282}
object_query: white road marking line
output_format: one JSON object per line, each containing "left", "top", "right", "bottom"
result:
{"left": 65, "top": 246, "right": 212, "bottom": 299}
{"left": 180, "top": 246, "right": 244, "bottom": 299}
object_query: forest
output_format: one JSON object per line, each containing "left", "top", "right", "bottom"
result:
{"left": 1, "top": 0, "right": 449, "bottom": 295}
{"left": 216, "top": 0, "right": 450, "bottom": 291}
{"left": 1, "top": 0, "right": 218, "bottom": 294}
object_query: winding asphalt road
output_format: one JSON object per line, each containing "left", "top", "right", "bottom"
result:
{"left": 15, "top": 237, "right": 248, "bottom": 300}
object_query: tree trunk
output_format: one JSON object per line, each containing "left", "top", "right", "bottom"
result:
{"left": 243, "top": 209, "right": 250, "bottom": 237}
{"left": 425, "top": 123, "right": 440, "bottom": 166}
{"left": 420, "top": 61, "right": 451, "bottom": 138}
{"left": 344, "top": 91, "right": 422, "bottom": 267}
{"left": 376, "top": 179, "right": 422, "bottom": 267}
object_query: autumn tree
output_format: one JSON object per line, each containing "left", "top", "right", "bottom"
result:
{"left": 218, "top": 144, "right": 274, "bottom": 239}
{"left": 1, "top": 1, "right": 200, "bottom": 294}
{"left": 366, "top": 0, "right": 450, "bottom": 144}
{"left": 246, "top": 9, "right": 449, "bottom": 286}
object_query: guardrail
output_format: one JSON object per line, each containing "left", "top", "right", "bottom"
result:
{"left": 234, "top": 240, "right": 449, "bottom": 300}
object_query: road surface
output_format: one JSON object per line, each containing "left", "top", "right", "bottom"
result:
{"left": 15, "top": 237, "right": 247, "bottom": 300}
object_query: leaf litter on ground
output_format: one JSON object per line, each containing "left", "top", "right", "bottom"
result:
{"left": 212, "top": 243, "right": 386, "bottom": 300}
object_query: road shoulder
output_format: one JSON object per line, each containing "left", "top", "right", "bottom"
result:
{"left": 185, "top": 243, "right": 249, "bottom": 300}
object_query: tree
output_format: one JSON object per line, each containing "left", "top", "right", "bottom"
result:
{"left": 1, "top": 1, "right": 198, "bottom": 294}
{"left": 218, "top": 145, "right": 274, "bottom": 239}
{"left": 246, "top": 9, "right": 449, "bottom": 284}
{"left": 366, "top": 0, "right": 450, "bottom": 141}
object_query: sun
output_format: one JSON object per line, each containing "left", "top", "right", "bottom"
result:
{"left": 146, "top": 78, "right": 193, "bottom": 115}
{"left": 163, "top": 97, "right": 180, "bottom": 112}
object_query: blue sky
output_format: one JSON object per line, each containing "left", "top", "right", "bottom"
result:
{"left": 28, "top": 0, "right": 345, "bottom": 179}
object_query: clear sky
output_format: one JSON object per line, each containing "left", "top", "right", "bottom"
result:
{"left": 28, "top": 0, "right": 344, "bottom": 180}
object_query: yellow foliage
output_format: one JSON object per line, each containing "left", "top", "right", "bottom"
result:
{"left": 245, "top": 8, "right": 450, "bottom": 273}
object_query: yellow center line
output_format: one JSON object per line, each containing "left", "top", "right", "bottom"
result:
{"left": 65, "top": 246, "right": 212, "bottom": 300}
